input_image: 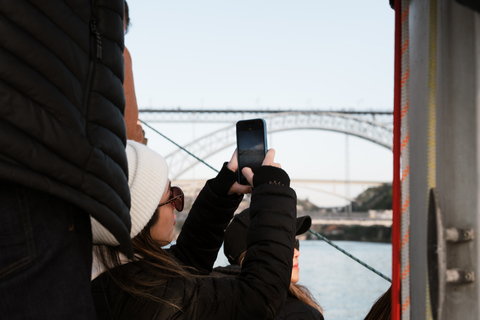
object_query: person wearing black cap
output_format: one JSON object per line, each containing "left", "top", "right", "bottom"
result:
{"left": 216, "top": 209, "right": 325, "bottom": 320}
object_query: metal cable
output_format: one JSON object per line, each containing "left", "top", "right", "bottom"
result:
{"left": 308, "top": 229, "right": 392, "bottom": 283}
{"left": 140, "top": 120, "right": 219, "bottom": 173}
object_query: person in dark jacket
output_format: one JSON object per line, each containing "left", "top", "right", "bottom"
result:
{"left": 216, "top": 209, "right": 325, "bottom": 320}
{"left": 0, "top": 1, "right": 131, "bottom": 318}
{"left": 91, "top": 140, "right": 297, "bottom": 319}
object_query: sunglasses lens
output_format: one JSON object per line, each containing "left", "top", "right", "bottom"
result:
{"left": 294, "top": 239, "right": 300, "bottom": 250}
{"left": 171, "top": 186, "right": 184, "bottom": 212}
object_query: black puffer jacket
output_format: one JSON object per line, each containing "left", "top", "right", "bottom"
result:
{"left": 0, "top": 1, "right": 132, "bottom": 256}
{"left": 92, "top": 167, "right": 297, "bottom": 319}
{"left": 213, "top": 266, "right": 325, "bottom": 320}
{"left": 276, "top": 294, "right": 324, "bottom": 320}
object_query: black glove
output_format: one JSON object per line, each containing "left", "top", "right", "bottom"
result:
{"left": 253, "top": 166, "right": 290, "bottom": 188}
{"left": 208, "top": 162, "right": 238, "bottom": 197}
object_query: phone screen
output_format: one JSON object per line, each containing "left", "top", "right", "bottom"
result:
{"left": 237, "top": 119, "right": 267, "bottom": 184}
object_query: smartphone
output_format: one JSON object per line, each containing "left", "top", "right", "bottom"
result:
{"left": 236, "top": 118, "right": 268, "bottom": 185}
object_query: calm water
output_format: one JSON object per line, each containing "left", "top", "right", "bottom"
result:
{"left": 214, "top": 240, "right": 392, "bottom": 320}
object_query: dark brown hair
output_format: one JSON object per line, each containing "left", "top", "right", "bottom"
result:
{"left": 94, "top": 209, "right": 197, "bottom": 312}
{"left": 364, "top": 286, "right": 391, "bottom": 320}
{"left": 289, "top": 283, "right": 323, "bottom": 314}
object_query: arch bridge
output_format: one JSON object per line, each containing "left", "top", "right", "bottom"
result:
{"left": 139, "top": 109, "right": 393, "bottom": 179}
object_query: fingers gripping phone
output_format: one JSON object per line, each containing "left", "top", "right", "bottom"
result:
{"left": 236, "top": 119, "right": 268, "bottom": 185}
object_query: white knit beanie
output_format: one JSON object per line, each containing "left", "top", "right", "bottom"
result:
{"left": 91, "top": 140, "right": 169, "bottom": 246}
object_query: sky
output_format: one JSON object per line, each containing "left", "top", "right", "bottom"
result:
{"left": 125, "top": 0, "right": 395, "bottom": 207}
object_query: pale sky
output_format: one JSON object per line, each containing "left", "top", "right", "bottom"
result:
{"left": 125, "top": 0, "right": 395, "bottom": 207}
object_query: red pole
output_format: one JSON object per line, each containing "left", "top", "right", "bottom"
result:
{"left": 392, "top": 0, "right": 402, "bottom": 319}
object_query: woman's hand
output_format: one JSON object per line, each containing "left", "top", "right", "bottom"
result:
{"left": 226, "top": 149, "right": 253, "bottom": 195}
{"left": 241, "top": 149, "right": 280, "bottom": 187}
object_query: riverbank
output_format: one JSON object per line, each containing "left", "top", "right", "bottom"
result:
{"left": 307, "top": 224, "right": 392, "bottom": 243}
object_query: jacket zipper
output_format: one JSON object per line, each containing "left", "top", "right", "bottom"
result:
{"left": 82, "top": 18, "right": 102, "bottom": 130}
{"left": 90, "top": 19, "right": 102, "bottom": 60}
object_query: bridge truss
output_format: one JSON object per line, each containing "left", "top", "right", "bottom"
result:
{"left": 139, "top": 109, "right": 393, "bottom": 180}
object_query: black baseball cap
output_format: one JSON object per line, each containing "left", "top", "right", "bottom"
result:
{"left": 223, "top": 208, "right": 312, "bottom": 265}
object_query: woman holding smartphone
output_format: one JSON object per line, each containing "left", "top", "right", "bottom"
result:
{"left": 91, "top": 140, "right": 297, "bottom": 320}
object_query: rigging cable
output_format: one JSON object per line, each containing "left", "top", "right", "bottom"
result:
{"left": 309, "top": 229, "right": 391, "bottom": 282}
{"left": 140, "top": 120, "right": 218, "bottom": 173}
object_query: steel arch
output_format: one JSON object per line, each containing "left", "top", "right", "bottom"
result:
{"left": 164, "top": 112, "right": 393, "bottom": 179}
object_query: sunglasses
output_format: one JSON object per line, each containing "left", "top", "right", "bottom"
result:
{"left": 294, "top": 238, "right": 300, "bottom": 251}
{"left": 157, "top": 186, "right": 184, "bottom": 212}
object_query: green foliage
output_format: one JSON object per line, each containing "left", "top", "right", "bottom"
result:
{"left": 352, "top": 183, "right": 392, "bottom": 211}
{"left": 297, "top": 198, "right": 321, "bottom": 212}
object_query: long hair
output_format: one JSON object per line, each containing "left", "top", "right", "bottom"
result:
{"left": 364, "top": 286, "right": 391, "bottom": 320}
{"left": 237, "top": 251, "right": 323, "bottom": 314}
{"left": 289, "top": 282, "right": 323, "bottom": 314}
{"left": 94, "top": 208, "right": 197, "bottom": 312}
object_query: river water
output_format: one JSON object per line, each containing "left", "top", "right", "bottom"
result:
{"left": 214, "top": 240, "right": 392, "bottom": 320}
